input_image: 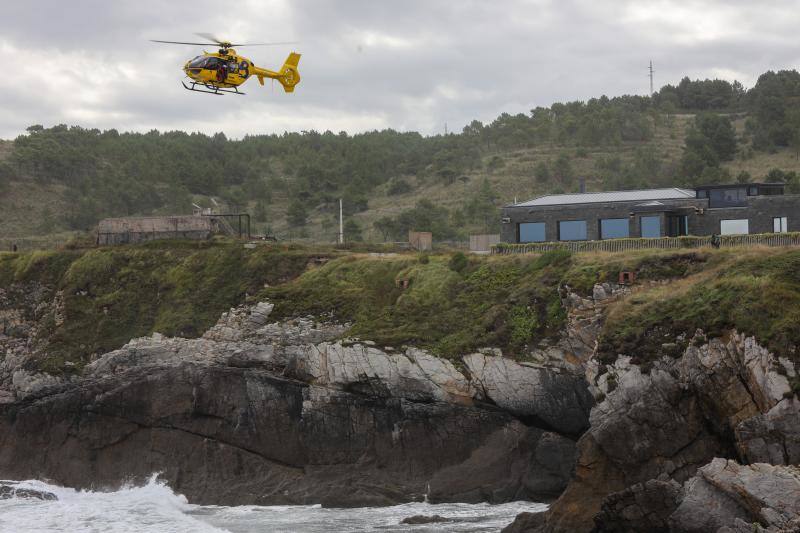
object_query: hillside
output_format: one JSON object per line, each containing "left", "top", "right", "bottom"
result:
{"left": 2, "top": 70, "right": 800, "bottom": 246}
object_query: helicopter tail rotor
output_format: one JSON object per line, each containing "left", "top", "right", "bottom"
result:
{"left": 271, "top": 52, "right": 301, "bottom": 93}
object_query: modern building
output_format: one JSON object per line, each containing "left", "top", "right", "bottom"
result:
{"left": 500, "top": 183, "right": 799, "bottom": 243}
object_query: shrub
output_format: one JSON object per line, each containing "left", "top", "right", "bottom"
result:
{"left": 448, "top": 252, "right": 468, "bottom": 273}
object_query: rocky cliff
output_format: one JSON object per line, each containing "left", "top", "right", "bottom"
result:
{"left": 0, "top": 298, "right": 592, "bottom": 507}
{"left": 505, "top": 322, "right": 800, "bottom": 532}
{"left": 2, "top": 246, "right": 799, "bottom": 529}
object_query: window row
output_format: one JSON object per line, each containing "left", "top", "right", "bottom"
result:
{"left": 720, "top": 217, "right": 789, "bottom": 235}
{"left": 519, "top": 216, "right": 789, "bottom": 242}
{"left": 519, "top": 216, "right": 662, "bottom": 242}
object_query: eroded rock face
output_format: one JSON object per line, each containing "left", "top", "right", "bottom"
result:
{"left": 0, "top": 362, "right": 538, "bottom": 507}
{"left": 669, "top": 459, "right": 800, "bottom": 533}
{"left": 427, "top": 424, "right": 576, "bottom": 503}
{"left": 464, "top": 353, "right": 593, "bottom": 436}
{"left": 532, "top": 332, "right": 800, "bottom": 533}
{"left": 593, "top": 478, "right": 683, "bottom": 533}
{"left": 0, "top": 300, "right": 594, "bottom": 507}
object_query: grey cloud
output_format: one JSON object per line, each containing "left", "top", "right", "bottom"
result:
{"left": 1, "top": 0, "right": 799, "bottom": 139}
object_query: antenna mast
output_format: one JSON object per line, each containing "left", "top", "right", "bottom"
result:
{"left": 339, "top": 198, "right": 344, "bottom": 245}
{"left": 649, "top": 60, "right": 655, "bottom": 96}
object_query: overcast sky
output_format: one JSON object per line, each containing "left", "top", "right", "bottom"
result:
{"left": 1, "top": 0, "right": 799, "bottom": 140}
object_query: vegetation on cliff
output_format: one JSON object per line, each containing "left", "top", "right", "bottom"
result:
{"left": 598, "top": 248, "right": 800, "bottom": 364}
{"left": 0, "top": 241, "right": 320, "bottom": 373}
{"left": 265, "top": 250, "right": 571, "bottom": 358}
{"left": 1, "top": 243, "right": 799, "bottom": 373}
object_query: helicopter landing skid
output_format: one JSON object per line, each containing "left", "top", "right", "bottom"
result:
{"left": 182, "top": 82, "right": 245, "bottom": 96}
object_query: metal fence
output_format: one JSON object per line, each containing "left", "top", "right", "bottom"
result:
{"left": 491, "top": 232, "right": 800, "bottom": 254}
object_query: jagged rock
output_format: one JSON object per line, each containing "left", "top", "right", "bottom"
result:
{"left": 736, "top": 398, "right": 800, "bottom": 465}
{"left": 0, "top": 482, "right": 57, "bottom": 500}
{"left": 292, "top": 343, "right": 474, "bottom": 404}
{"left": 10, "top": 370, "right": 64, "bottom": 399}
{"left": 0, "top": 293, "right": 595, "bottom": 510}
{"left": 593, "top": 478, "right": 683, "bottom": 532}
{"left": 247, "top": 301, "right": 274, "bottom": 326}
{"left": 534, "top": 332, "right": 799, "bottom": 533}
{"left": 501, "top": 511, "right": 547, "bottom": 533}
{"left": 427, "top": 423, "right": 575, "bottom": 503}
{"left": 463, "top": 353, "right": 593, "bottom": 436}
{"left": 669, "top": 459, "right": 800, "bottom": 532}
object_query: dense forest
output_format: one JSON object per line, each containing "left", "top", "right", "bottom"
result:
{"left": 1, "top": 69, "right": 800, "bottom": 240}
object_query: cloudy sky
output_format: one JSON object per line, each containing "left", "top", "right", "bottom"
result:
{"left": 1, "top": 0, "right": 798, "bottom": 139}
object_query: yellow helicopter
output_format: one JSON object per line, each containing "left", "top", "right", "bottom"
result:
{"left": 151, "top": 33, "right": 301, "bottom": 95}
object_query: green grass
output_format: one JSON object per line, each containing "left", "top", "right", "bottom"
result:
{"left": 3, "top": 242, "right": 800, "bottom": 374}
{"left": 598, "top": 248, "right": 800, "bottom": 364}
{"left": 0, "top": 241, "right": 326, "bottom": 373}
{"left": 265, "top": 250, "right": 573, "bottom": 358}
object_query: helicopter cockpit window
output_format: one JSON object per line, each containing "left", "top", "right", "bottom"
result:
{"left": 204, "top": 57, "right": 221, "bottom": 69}
{"left": 188, "top": 56, "right": 206, "bottom": 68}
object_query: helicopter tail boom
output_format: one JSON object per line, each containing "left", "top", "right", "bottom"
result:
{"left": 255, "top": 52, "right": 301, "bottom": 93}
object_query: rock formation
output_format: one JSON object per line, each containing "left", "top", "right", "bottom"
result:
{"left": 507, "top": 298, "right": 800, "bottom": 532}
{"left": 0, "top": 298, "right": 593, "bottom": 507}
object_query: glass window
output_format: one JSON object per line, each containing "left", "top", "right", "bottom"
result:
{"left": 188, "top": 56, "right": 206, "bottom": 68}
{"left": 641, "top": 216, "right": 661, "bottom": 238}
{"left": 720, "top": 219, "right": 749, "bottom": 235}
{"left": 559, "top": 220, "right": 587, "bottom": 241}
{"left": 667, "top": 215, "right": 689, "bottom": 237}
{"left": 748, "top": 186, "right": 758, "bottom": 196}
{"left": 774, "top": 217, "right": 788, "bottom": 233}
{"left": 709, "top": 188, "right": 747, "bottom": 208}
{"left": 600, "top": 218, "right": 629, "bottom": 239}
{"left": 519, "top": 222, "right": 546, "bottom": 243}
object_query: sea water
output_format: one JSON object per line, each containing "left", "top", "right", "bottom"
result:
{"left": 0, "top": 476, "right": 547, "bottom": 532}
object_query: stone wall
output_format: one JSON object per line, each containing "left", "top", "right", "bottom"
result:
{"left": 96, "top": 216, "right": 214, "bottom": 245}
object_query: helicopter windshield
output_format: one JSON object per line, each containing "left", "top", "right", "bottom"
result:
{"left": 188, "top": 56, "right": 207, "bottom": 68}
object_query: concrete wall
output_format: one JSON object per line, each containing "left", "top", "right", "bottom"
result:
{"left": 500, "top": 194, "right": 800, "bottom": 243}
{"left": 97, "top": 216, "right": 215, "bottom": 246}
{"left": 470, "top": 234, "right": 500, "bottom": 252}
{"left": 409, "top": 231, "right": 433, "bottom": 251}
{"left": 690, "top": 195, "right": 800, "bottom": 235}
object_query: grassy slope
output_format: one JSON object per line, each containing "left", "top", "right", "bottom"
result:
{"left": 1, "top": 242, "right": 799, "bottom": 376}
{"left": 598, "top": 247, "right": 800, "bottom": 365}
{"left": 0, "top": 240, "right": 327, "bottom": 373}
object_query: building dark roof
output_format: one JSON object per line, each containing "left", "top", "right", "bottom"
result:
{"left": 508, "top": 188, "right": 696, "bottom": 208}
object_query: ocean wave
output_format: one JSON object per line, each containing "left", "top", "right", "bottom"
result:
{"left": 0, "top": 475, "right": 546, "bottom": 533}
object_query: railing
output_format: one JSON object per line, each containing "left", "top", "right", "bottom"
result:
{"left": 492, "top": 232, "right": 800, "bottom": 254}
{"left": 0, "top": 237, "right": 66, "bottom": 252}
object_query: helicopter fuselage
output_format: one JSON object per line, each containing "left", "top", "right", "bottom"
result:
{"left": 183, "top": 50, "right": 251, "bottom": 87}
{"left": 182, "top": 48, "right": 299, "bottom": 93}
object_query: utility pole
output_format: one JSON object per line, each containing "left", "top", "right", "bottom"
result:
{"left": 649, "top": 60, "right": 655, "bottom": 96}
{"left": 444, "top": 122, "right": 448, "bottom": 135}
{"left": 338, "top": 198, "right": 344, "bottom": 245}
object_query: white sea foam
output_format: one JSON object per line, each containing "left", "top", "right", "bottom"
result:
{"left": 0, "top": 476, "right": 547, "bottom": 533}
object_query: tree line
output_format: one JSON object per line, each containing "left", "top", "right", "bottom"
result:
{"left": 2, "top": 69, "right": 800, "bottom": 234}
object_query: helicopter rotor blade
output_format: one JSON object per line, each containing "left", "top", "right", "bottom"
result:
{"left": 228, "top": 42, "right": 299, "bottom": 47}
{"left": 194, "top": 32, "right": 225, "bottom": 45}
{"left": 150, "top": 39, "right": 212, "bottom": 46}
